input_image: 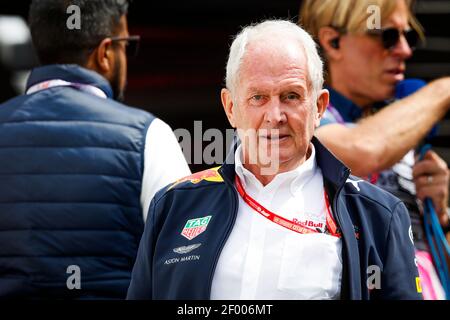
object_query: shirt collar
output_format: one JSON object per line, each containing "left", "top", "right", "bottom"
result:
{"left": 219, "top": 136, "right": 350, "bottom": 195}
{"left": 234, "top": 143, "right": 318, "bottom": 196}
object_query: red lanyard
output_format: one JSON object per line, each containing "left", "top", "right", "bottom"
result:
{"left": 235, "top": 175, "right": 341, "bottom": 237}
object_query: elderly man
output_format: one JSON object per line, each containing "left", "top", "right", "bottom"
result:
{"left": 300, "top": 0, "right": 450, "bottom": 299}
{"left": 127, "top": 20, "right": 421, "bottom": 300}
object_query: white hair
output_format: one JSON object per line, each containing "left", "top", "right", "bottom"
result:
{"left": 225, "top": 20, "right": 324, "bottom": 103}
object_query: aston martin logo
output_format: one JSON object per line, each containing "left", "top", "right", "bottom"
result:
{"left": 173, "top": 243, "right": 202, "bottom": 254}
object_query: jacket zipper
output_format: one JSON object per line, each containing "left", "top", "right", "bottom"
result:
{"left": 331, "top": 171, "right": 351, "bottom": 299}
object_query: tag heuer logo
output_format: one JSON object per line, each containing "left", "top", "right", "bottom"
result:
{"left": 181, "top": 216, "right": 212, "bottom": 240}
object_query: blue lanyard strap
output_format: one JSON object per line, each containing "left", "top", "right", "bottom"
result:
{"left": 419, "top": 144, "right": 450, "bottom": 299}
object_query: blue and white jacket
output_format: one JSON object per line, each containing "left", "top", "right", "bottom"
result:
{"left": 127, "top": 137, "right": 422, "bottom": 300}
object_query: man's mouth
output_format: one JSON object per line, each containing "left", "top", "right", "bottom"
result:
{"left": 385, "top": 67, "right": 405, "bottom": 81}
{"left": 259, "top": 134, "right": 290, "bottom": 142}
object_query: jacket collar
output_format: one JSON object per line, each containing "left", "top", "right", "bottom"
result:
{"left": 327, "top": 86, "right": 389, "bottom": 122}
{"left": 327, "top": 87, "right": 363, "bottom": 123}
{"left": 219, "top": 134, "right": 351, "bottom": 190}
{"left": 26, "top": 64, "right": 114, "bottom": 99}
{"left": 219, "top": 134, "right": 359, "bottom": 299}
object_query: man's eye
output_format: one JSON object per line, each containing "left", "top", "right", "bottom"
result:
{"left": 286, "top": 93, "right": 300, "bottom": 100}
{"left": 249, "top": 95, "right": 266, "bottom": 105}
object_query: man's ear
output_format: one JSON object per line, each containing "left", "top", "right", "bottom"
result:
{"left": 221, "top": 88, "right": 237, "bottom": 128}
{"left": 318, "top": 26, "right": 342, "bottom": 61}
{"left": 88, "top": 38, "right": 114, "bottom": 74}
{"left": 315, "top": 89, "right": 330, "bottom": 128}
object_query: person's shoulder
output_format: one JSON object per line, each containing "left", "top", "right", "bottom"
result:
{"left": 86, "top": 97, "right": 156, "bottom": 129}
{"left": 0, "top": 93, "right": 32, "bottom": 111}
{"left": 166, "top": 167, "right": 225, "bottom": 191}
{"left": 153, "top": 167, "right": 225, "bottom": 214}
{"left": 153, "top": 166, "right": 225, "bottom": 198}
{"left": 340, "top": 176, "right": 409, "bottom": 239}
{"left": 54, "top": 86, "right": 155, "bottom": 123}
{"left": 341, "top": 175, "right": 404, "bottom": 214}
{"left": 108, "top": 99, "right": 154, "bottom": 120}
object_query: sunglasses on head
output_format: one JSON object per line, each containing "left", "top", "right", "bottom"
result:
{"left": 366, "top": 28, "right": 420, "bottom": 50}
{"left": 110, "top": 35, "right": 141, "bottom": 58}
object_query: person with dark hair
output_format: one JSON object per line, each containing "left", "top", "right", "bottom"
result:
{"left": 28, "top": 0, "right": 131, "bottom": 101}
{"left": 0, "top": 0, "right": 190, "bottom": 299}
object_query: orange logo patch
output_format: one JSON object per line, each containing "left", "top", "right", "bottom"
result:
{"left": 169, "top": 167, "right": 223, "bottom": 190}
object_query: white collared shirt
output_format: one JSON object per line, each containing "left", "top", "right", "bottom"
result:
{"left": 210, "top": 144, "right": 342, "bottom": 300}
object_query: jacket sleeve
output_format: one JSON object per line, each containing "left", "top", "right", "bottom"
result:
{"left": 126, "top": 197, "right": 158, "bottom": 299}
{"left": 378, "top": 201, "right": 423, "bottom": 300}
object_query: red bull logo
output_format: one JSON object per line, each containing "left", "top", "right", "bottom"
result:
{"left": 292, "top": 218, "right": 324, "bottom": 230}
{"left": 169, "top": 167, "right": 223, "bottom": 189}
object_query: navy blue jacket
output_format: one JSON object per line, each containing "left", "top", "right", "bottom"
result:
{"left": 0, "top": 64, "right": 154, "bottom": 299}
{"left": 127, "top": 137, "right": 422, "bottom": 300}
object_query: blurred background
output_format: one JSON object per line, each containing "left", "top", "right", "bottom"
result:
{"left": 1, "top": 0, "right": 449, "bottom": 173}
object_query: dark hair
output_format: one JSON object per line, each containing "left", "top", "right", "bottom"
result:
{"left": 29, "top": 0, "right": 129, "bottom": 65}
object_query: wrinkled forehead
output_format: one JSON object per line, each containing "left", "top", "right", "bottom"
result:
{"left": 238, "top": 37, "right": 310, "bottom": 90}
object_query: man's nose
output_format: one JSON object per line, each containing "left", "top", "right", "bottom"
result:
{"left": 264, "top": 99, "right": 287, "bottom": 126}
{"left": 391, "top": 34, "right": 413, "bottom": 60}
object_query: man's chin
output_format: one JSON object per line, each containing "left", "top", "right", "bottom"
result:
{"left": 373, "top": 83, "right": 396, "bottom": 102}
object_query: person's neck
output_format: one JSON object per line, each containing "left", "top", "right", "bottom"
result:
{"left": 242, "top": 148, "right": 312, "bottom": 186}
{"left": 329, "top": 70, "right": 373, "bottom": 109}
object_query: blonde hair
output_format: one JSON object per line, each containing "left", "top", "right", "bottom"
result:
{"left": 299, "top": 0, "right": 424, "bottom": 41}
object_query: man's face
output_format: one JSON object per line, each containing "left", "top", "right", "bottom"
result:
{"left": 333, "top": 0, "right": 413, "bottom": 104}
{"left": 110, "top": 15, "right": 129, "bottom": 102}
{"left": 223, "top": 36, "right": 327, "bottom": 172}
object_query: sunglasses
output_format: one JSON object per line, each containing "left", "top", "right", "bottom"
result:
{"left": 110, "top": 35, "right": 141, "bottom": 58}
{"left": 366, "top": 28, "right": 420, "bottom": 50}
